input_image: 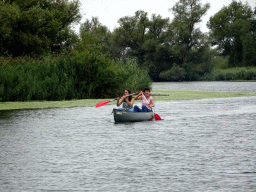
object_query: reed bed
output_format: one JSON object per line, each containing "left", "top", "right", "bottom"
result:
{"left": 0, "top": 55, "right": 151, "bottom": 102}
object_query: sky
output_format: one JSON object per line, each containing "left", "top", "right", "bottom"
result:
{"left": 72, "top": 0, "right": 256, "bottom": 34}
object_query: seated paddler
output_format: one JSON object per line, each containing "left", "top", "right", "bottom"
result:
{"left": 133, "top": 87, "right": 155, "bottom": 112}
{"left": 117, "top": 89, "right": 135, "bottom": 112}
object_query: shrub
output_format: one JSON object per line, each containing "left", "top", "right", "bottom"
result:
{"left": 201, "top": 67, "right": 256, "bottom": 81}
{"left": 212, "top": 56, "right": 229, "bottom": 69}
{"left": 159, "top": 63, "right": 186, "bottom": 81}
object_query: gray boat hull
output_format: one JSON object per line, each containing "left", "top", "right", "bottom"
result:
{"left": 113, "top": 109, "right": 154, "bottom": 123}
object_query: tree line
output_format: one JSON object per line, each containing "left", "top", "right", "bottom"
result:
{"left": 79, "top": 0, "right": 256, "bottom": 81}
{"left": 0, "top": 0, "right": 256, "bottom": 101}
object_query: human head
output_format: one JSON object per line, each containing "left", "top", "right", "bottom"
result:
{"left": 124, "top": 89, "right": 132, "bottom": 95}
{"left": 143, "top": 87, "right": 150, "bottom": 93}
{"left": 125, "top": 89, "right": 133, "bottom": 101}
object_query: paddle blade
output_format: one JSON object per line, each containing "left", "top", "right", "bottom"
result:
{"left": 96, "top": 100, "right": 110, "bottom": 108}
{"left": 154, "top": 113, "right": 162, "bottom": 121}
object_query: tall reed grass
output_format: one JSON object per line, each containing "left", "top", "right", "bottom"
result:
{"left": 0, "top": 55, "right": 73, "bottom": 101}
{"left": 0, "top": 55, "right": 151, "bottom": 102}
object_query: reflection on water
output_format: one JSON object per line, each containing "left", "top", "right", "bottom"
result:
{"left": 1, "top": 82, "right": 256, "bottom": 192}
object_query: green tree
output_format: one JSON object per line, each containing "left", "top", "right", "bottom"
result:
{"left": 169, "top": 0, "right": 210, "bottom": 62}
{"left": 80, "top": 17, "right": 102, "bottom": 32}
{"left": 80, "top": 17, "right": 116, "bottom": 59}
{"left": 69, "top": 30, "right": 117, "bottom": 98}
{"left": 143, "top": 14, "right": 172, "bottom": 80}
{"left": 112, "top": 10, "right": 170, "bottom": 80}
{"left": 113, "top": 10, "right": 150, "bottom": 65}
{"left": 207, "top": 1, "right": 256, "bottom": 67}
{"left": 0, "top": 0, "right": 81, "bottom": 57}
{"left": 157, "top": 0, "right": 212, "bottom": 81}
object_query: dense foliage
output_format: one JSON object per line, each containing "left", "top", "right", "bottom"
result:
{"left": 0, "top": 0, "right": 151, "bottom": 101}
{"left": 207, "top": 1, "right": 256, "bottom": 67}
{"left": 0, "top": 0, "right": 81, "bottom": 56}
{"left": 89, "top": 0, "right": 212, "bottom": 81}
{"left": 169, "top": 0, "right": 210, "bottom": 61}
{"left": 1, "top": 0, "right": 256, "bottom": 102}
{"left": 0, "top": 43, "right": 151, "bottom": 101}
{"left": 202, "top": 67, "right": 256, "bottom": 81}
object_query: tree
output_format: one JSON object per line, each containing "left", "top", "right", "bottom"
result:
{"left": 112, "top": 10, "right": 170, "bottom": 80}
{"left": 113, "top": 10, "right": 150, "bottom": 65}
{"left": 207, "top": 1, "right": 256, "bottom": 67}
{"left": 80, "top": 17, "right": 116, "bottom": 59}
{"left": 0, "top": 0, "right": 81, "bottom": 57}
{"left": 169, "top": 0, "right": 210, "bottom": 62}
{"left": 156, "top": 0, "right": 212, "bottom": 81}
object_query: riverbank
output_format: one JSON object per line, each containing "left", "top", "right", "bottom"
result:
{"left": 1, "top": 89, "right": 256, "bottom": 110}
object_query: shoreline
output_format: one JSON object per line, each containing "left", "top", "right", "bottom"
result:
{"left": 1, "top": 90, "right": 256, "bottom": 110}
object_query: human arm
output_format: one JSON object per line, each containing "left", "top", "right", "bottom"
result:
{"left": 149, "top": 97, "right": 155, "bottom": 108}
{"left": 117, "top": 96, "right": 125, "bottom": 106}
{"left": 134, "top": 91, "right": 142, "bottom": 100}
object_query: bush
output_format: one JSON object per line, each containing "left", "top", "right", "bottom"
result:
{"left": 159, "top": 47, "right": 215, "bottom": 81}
{"left": 183, "top": 62, "right": 211, "bottom": 81}
{"left": 201, "top": 67, "right": 256, "bottom": 81}
{"left": 212, "top": 56, "right": 229, "bottom": 69}
{"left": 159, "top": 60, "right": 214, "bottom": 81}
{"left": 159, "top": 63, "right": 186, "bottom": 81}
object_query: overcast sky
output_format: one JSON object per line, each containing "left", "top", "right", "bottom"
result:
{"left": 72, "top": 0, "right": 256, "bottom": 34}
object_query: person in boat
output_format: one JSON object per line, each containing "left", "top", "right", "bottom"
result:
{"left": 133, "top": 87, "right": 155, "bottom": 112}
{"left": 117, "top": 89, "right": 135, "bottom": 112}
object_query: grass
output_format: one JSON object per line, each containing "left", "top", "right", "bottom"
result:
{"left": 1, "top": 89, "right": 256, "bottom": 110}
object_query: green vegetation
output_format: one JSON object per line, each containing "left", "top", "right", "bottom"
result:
{"left": 159, "top": 47, "right": 215, "bottom": 81}
{"left": 83, "top": 0, "right": 256, "bottom": 81}
{"left": 0, "top": 0, "right": 81, "bottom": 57}
{"left": 1, "top": 0, "right": 256, "bottom": 104}
{"left": 0, "top": 30, "right": 151, "bottom": 102}
{"left": 105, "top": 0, "right": 212, "bottom": 81}
{"left": 207, "top": 1, "right": 256, "bottom": 67}
{"left": 112, "top": 59, "right": 151, "bottom": 92}
{"left": 0, "top": 53, "right": 151, "bottom": 101}
{"left": 202, "top": 67, "right": 256, "bottom": 81}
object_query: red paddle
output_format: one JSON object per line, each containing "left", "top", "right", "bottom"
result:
{"left": 154, "top": 113, "right": 162, "bottom": 121}
{"left": 96, "top": 92, "right": 138, "bottom": 108}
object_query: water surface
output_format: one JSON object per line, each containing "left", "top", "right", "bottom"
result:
{"left": 153, "top": 81, "right": 256, "bottom": 92}
{"left": 1, "top": 82, "right": 255, "bottom": 191}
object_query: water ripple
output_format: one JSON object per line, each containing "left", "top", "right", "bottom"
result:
{"left": 1, "top": 83, "right": 256, "bottom": 191}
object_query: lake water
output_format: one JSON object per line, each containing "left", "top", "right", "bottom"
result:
{"left": 152, "top": 81, "right": 256, "bottom": 92}
{"left": 1, "top": 82, "right": 255, "bottom": 192}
